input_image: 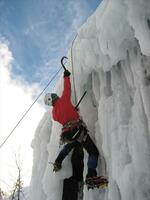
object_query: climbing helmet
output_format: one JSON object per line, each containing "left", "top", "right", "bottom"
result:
{"left": 44, "top": 93, "right": 59, "bottom": 106}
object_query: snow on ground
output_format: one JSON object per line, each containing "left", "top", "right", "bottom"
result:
{"left": 29, "top": 0, "right": 150, "bottom": 200}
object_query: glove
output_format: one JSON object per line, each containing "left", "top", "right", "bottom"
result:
{"left": 53, "top": 162, "right": 62, "bottom": 172}
{"left": 64, "top": 70, "right": 71, "bottom": 77}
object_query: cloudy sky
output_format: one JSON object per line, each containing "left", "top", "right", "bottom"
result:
{"left": 0, "top": 0, "right": 100, "bottom": 194}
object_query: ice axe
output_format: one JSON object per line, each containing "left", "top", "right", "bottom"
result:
{"left": 61, "top": 56, "right": 68, "bottom": 71}
{"left": 61, "top": 56, "right": 87, "bottom": 108}
{"left": 75, "top": 91, "right": 87, "bottom": 109}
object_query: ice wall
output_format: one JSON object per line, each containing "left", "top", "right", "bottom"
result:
{"left": 29, "top": 112, "right": 52, "bottom": 200}
{"left": 29, "top": 0, "right": 150, "bottom": 200}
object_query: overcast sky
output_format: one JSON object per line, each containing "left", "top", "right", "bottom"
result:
{"left": 0, "top": 0, "right": 101, "bottom": 194}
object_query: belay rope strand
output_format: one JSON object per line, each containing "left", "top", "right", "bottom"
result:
{"left": 0, "top": 67, "right": 62, "bottom": 149}
{"left": 71, "top": 34, "right": 78, "bottom": 105}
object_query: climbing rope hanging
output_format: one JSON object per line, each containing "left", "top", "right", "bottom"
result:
{"left": 0, "top": 66, "right": 63, "bottom": 149}
{"left": 71, "top": 34, "right": 78, "bottom": 105}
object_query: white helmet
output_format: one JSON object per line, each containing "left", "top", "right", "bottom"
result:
{"left": 44, "top": 93, "right": 59, "bottom": 106}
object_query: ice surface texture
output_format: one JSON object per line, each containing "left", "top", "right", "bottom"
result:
{"left": 29, "top": 0, "right": 150, "bottom": 200}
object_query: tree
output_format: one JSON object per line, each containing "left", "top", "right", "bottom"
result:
{"left": 11, "top": 154, "right": 24, "bottom": 200}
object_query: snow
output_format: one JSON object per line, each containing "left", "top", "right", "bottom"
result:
{"left": 29, "top": 0, "right": 150, "bottom": 200}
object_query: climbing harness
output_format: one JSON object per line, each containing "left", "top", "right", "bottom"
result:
{"left": 62, "top": 119, "right": 82, "bottom": 133}
{"left": 60, "top": 119, "right": 88, "bottom": 144}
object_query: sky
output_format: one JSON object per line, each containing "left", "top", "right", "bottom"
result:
{"left": 0, "top": 0, "right": 101, "bottom": 195}
{"left": 0, "top": 0, "right": 100, "bottom": 85}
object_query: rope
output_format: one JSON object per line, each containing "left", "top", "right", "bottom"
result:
{"left": 71, "top": 34, "right": 78, "bottom": 104}
{"left": 0, "top": 67, "right": 62, "bottom": 149}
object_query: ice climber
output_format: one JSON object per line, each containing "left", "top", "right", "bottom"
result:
{"left": 44, "top": 68, "right": 108, "bottom": 187}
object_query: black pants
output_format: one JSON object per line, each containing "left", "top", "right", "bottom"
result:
{"left": 71, "top": 143, "right": 84, "bottom": 181}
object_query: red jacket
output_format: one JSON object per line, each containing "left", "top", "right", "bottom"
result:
{"left": 52, "top": 76, "right": 79, "bottom": 125}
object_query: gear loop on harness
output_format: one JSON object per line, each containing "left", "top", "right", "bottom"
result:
{"left": 60, "top": 119, "right": 88, "bottom": 145}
